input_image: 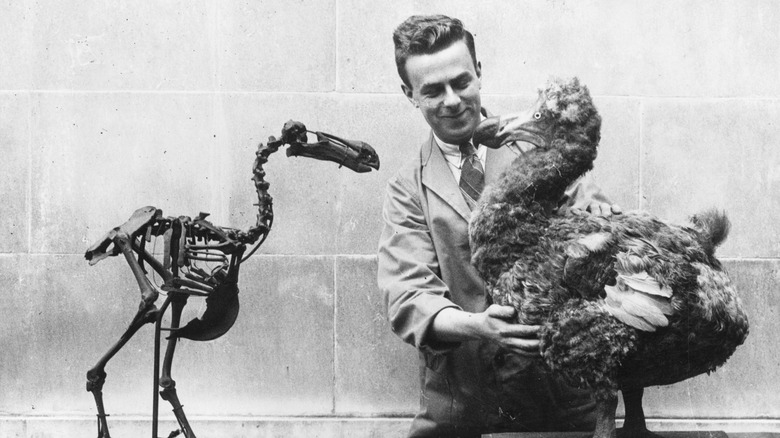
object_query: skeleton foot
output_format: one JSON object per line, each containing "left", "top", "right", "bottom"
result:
{"left": 160, "top": 377, "right": 196, "bottom": 438}
{"left": 86, "top": 369, "right": 111, "bottom": 438}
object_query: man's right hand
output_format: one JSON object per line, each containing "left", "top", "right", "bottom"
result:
{"left": 431, "top": 305, "right": 541, "bottom": 357}
{"left": 476, "top": 304, "right": 541, "bottom": 357}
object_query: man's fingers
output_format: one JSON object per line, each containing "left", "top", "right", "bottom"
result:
{"left": 502, "top": 324, "right": 541, "bottom": 338}
{"left": 504, "top": 337, "right": 541, "bottom": 356}
{"left": 589, "top": 202, "right": 607, "bottom": 216}
{"left": 486, "top": 304, "right": 516, "bottom": 319}
{"left": 587, "top": 201, "right": 621, "bottom": 217}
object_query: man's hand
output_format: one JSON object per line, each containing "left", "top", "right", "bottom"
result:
{"left": 477, "top": 305, "right": 541, "bottom": 356}
{"left": 570, "top": 201, "right": 622, "bottom": 217}
{"left": 430, "top": 305, "right": 541, "bottom": 357}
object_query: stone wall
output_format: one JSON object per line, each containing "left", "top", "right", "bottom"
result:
{"left": 1, "top": 1, "right": 778, "bottom": 436}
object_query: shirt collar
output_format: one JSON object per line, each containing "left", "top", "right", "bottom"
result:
{"left": 433, "top": 113, "right": 486, "bottom": 168}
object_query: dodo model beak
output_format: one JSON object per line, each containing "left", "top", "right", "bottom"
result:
{"left": 473, "top": 109, "right": 551, "bottom": 150}
{"left": 280, "top": 120, "right": 380, "bottom": 173}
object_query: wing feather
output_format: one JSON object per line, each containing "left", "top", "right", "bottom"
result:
{"left": 620, "top": 272, "right": 673, "bottom": 298}
{"left": 603, "top": 273, "right": 673, "bottom": 332}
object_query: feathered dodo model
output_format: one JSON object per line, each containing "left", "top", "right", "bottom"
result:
{"left": 469, "top": 77, "right": 748, "bottom": 438}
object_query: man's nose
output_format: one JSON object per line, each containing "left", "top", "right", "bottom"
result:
{"left": 441, "top": 85, "right": 462, "bottom": 107}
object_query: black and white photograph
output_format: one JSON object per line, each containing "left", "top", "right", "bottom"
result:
{"left": 0, "top": 1, "right": 778, "bottom": 437}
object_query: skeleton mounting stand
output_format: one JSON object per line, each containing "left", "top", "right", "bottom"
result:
{"left": 84, "top": 121, "right": 379, "bottom": 438}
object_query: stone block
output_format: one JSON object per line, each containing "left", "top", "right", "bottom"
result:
{"left": 0, "top": 418, "right": 24, "bottom": 438}
{"left": 0, "top": 254, "right": 156, "bottom": 414}
{"left": 641, "top": 99, "right": 780, "bottom": 258}
{"left": 0, "top": 93, "right": 30, "bottom": 253}
{"left": 22, "top": 1, "right": 217, "bottom": 90}
{"left": 336, "top": 0, "right": 416, "bottom": 93}
{"left": 589, "top": 97, "right": 642, "bottom": 210}
{"left": 217, "top": 1, "right": 337, "bottom": 92}
{"left": 0, "top": 4, "right": 35, "bottom": 89}
{"left": 29, "top": 92, "right": 234, "bottom": 255}
{"left": 333, "top": 256, "right": 419, "bottom": 415}
{"left": 171, "top": 255, "right": 337, "bottom": 415}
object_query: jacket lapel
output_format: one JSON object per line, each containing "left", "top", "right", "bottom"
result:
{"left": 420, "top": 133, "right": 472, "bottom": 222}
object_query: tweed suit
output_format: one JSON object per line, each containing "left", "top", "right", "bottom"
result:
{"left": 377, "top": 131, "right": 608, "bottom": 437}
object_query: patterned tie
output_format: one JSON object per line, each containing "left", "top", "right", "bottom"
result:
{"left": 459, "top": 142, "right": 484, "bottom": 210}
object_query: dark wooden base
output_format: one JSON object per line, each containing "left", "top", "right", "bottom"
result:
{"left": 483, "top": 431, "right": 729, "bottom": 438}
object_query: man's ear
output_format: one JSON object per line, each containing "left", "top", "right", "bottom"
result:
{"left": 476, "top": 61, "right": 482, "bottom": 85}
{"left": 401, "top": 84, "right": 417, "bottom": 107}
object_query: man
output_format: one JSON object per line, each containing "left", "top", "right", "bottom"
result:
{"left": 377, "top": 15, "right": 620, "bottom": 438}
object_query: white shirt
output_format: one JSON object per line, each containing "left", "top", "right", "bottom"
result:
{"left": 433, "top": 133, "right": 487, "bottom": 183}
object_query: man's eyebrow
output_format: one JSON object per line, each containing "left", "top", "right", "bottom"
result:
{"left": 419, "top": 82, "right": 442, "bottom": 93}
{"left": 451, "top": 72, "right": 473, "bottom": 82}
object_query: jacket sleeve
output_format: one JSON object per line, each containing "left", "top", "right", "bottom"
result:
{"left": 377, "top": 173, "right": 461, "bottom": 354}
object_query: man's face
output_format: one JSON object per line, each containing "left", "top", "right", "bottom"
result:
{"left": 402, "top": 40, "right": 482, "bottom": 145}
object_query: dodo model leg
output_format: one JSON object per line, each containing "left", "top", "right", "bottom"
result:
{"left": 593, "top": 393, "right": 620, "bottom": 438}
{"left": 618, "top": 387, "right": 662, "bottom": 438}
{"left": 86, "top": 232, "right": 160, "bottom": 438}
{"left": 540, "top": 301, "right": 639, "bottom": 438}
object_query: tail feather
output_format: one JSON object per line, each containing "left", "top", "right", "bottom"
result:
{"left": 690, "top": 209, "right": 730, "bottom": 256}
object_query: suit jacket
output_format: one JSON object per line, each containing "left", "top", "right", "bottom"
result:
{"left": 377, "top": 131, "right": 606, "bottom": 437}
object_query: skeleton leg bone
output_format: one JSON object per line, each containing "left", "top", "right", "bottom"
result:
{"left": 159, "top": 293, "right": 197, "bottom": 438}
{"left": 86, "top": 232, "right": 160, "bottom": 438}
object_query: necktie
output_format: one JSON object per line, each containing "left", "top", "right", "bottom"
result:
{"left": 459, "top": 142, "right": 484, "bottom": 210}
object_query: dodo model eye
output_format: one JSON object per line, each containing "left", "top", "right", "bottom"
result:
{"left": 534, "top": 112, "right": 542, "bottom": 120}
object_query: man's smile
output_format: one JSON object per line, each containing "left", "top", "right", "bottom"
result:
{"left": 441, "top": 107, "right": 469, "bottom": 119}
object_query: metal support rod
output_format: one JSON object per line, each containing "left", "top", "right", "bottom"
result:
{"left": 153, "top": 295, "right": 173, "bottom": 438}
{"left": 160, "top": 293, "right": 196, "bottom": 437}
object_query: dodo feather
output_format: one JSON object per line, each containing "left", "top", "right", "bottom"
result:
{"left": 469, "top": 77, "right": 748, "bottom": 438}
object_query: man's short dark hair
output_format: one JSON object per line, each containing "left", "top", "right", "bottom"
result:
{"left": 393, "top": 15, "right": 477, "bottom": 88}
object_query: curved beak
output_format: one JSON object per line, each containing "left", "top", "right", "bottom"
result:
{"left": 285, "top": 130, "right": 380, "bottom": 173}
{"left": 473, "top": 109, "right": 551, "bottom": 150}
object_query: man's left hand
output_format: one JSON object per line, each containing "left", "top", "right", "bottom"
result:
{"left": 570, "top": 202, "right": 622, "bottom": 217}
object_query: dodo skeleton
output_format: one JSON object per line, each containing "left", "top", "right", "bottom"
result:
{"left": 470, "top": 77, "right": 748, "bottom": 438}
{"left": 84, "top": 121, "right": 379, "bottom": 438}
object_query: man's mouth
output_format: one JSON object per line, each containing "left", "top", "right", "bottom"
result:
{"left": 441, "top": 108, "right": 469, "bottom": 119}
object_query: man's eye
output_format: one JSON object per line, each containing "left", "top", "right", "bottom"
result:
{"left": 455, "top": 79, "right": 471, "bottom": 89}
{"left": 421, "top": 88, "right": 442, "bottom": 97}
